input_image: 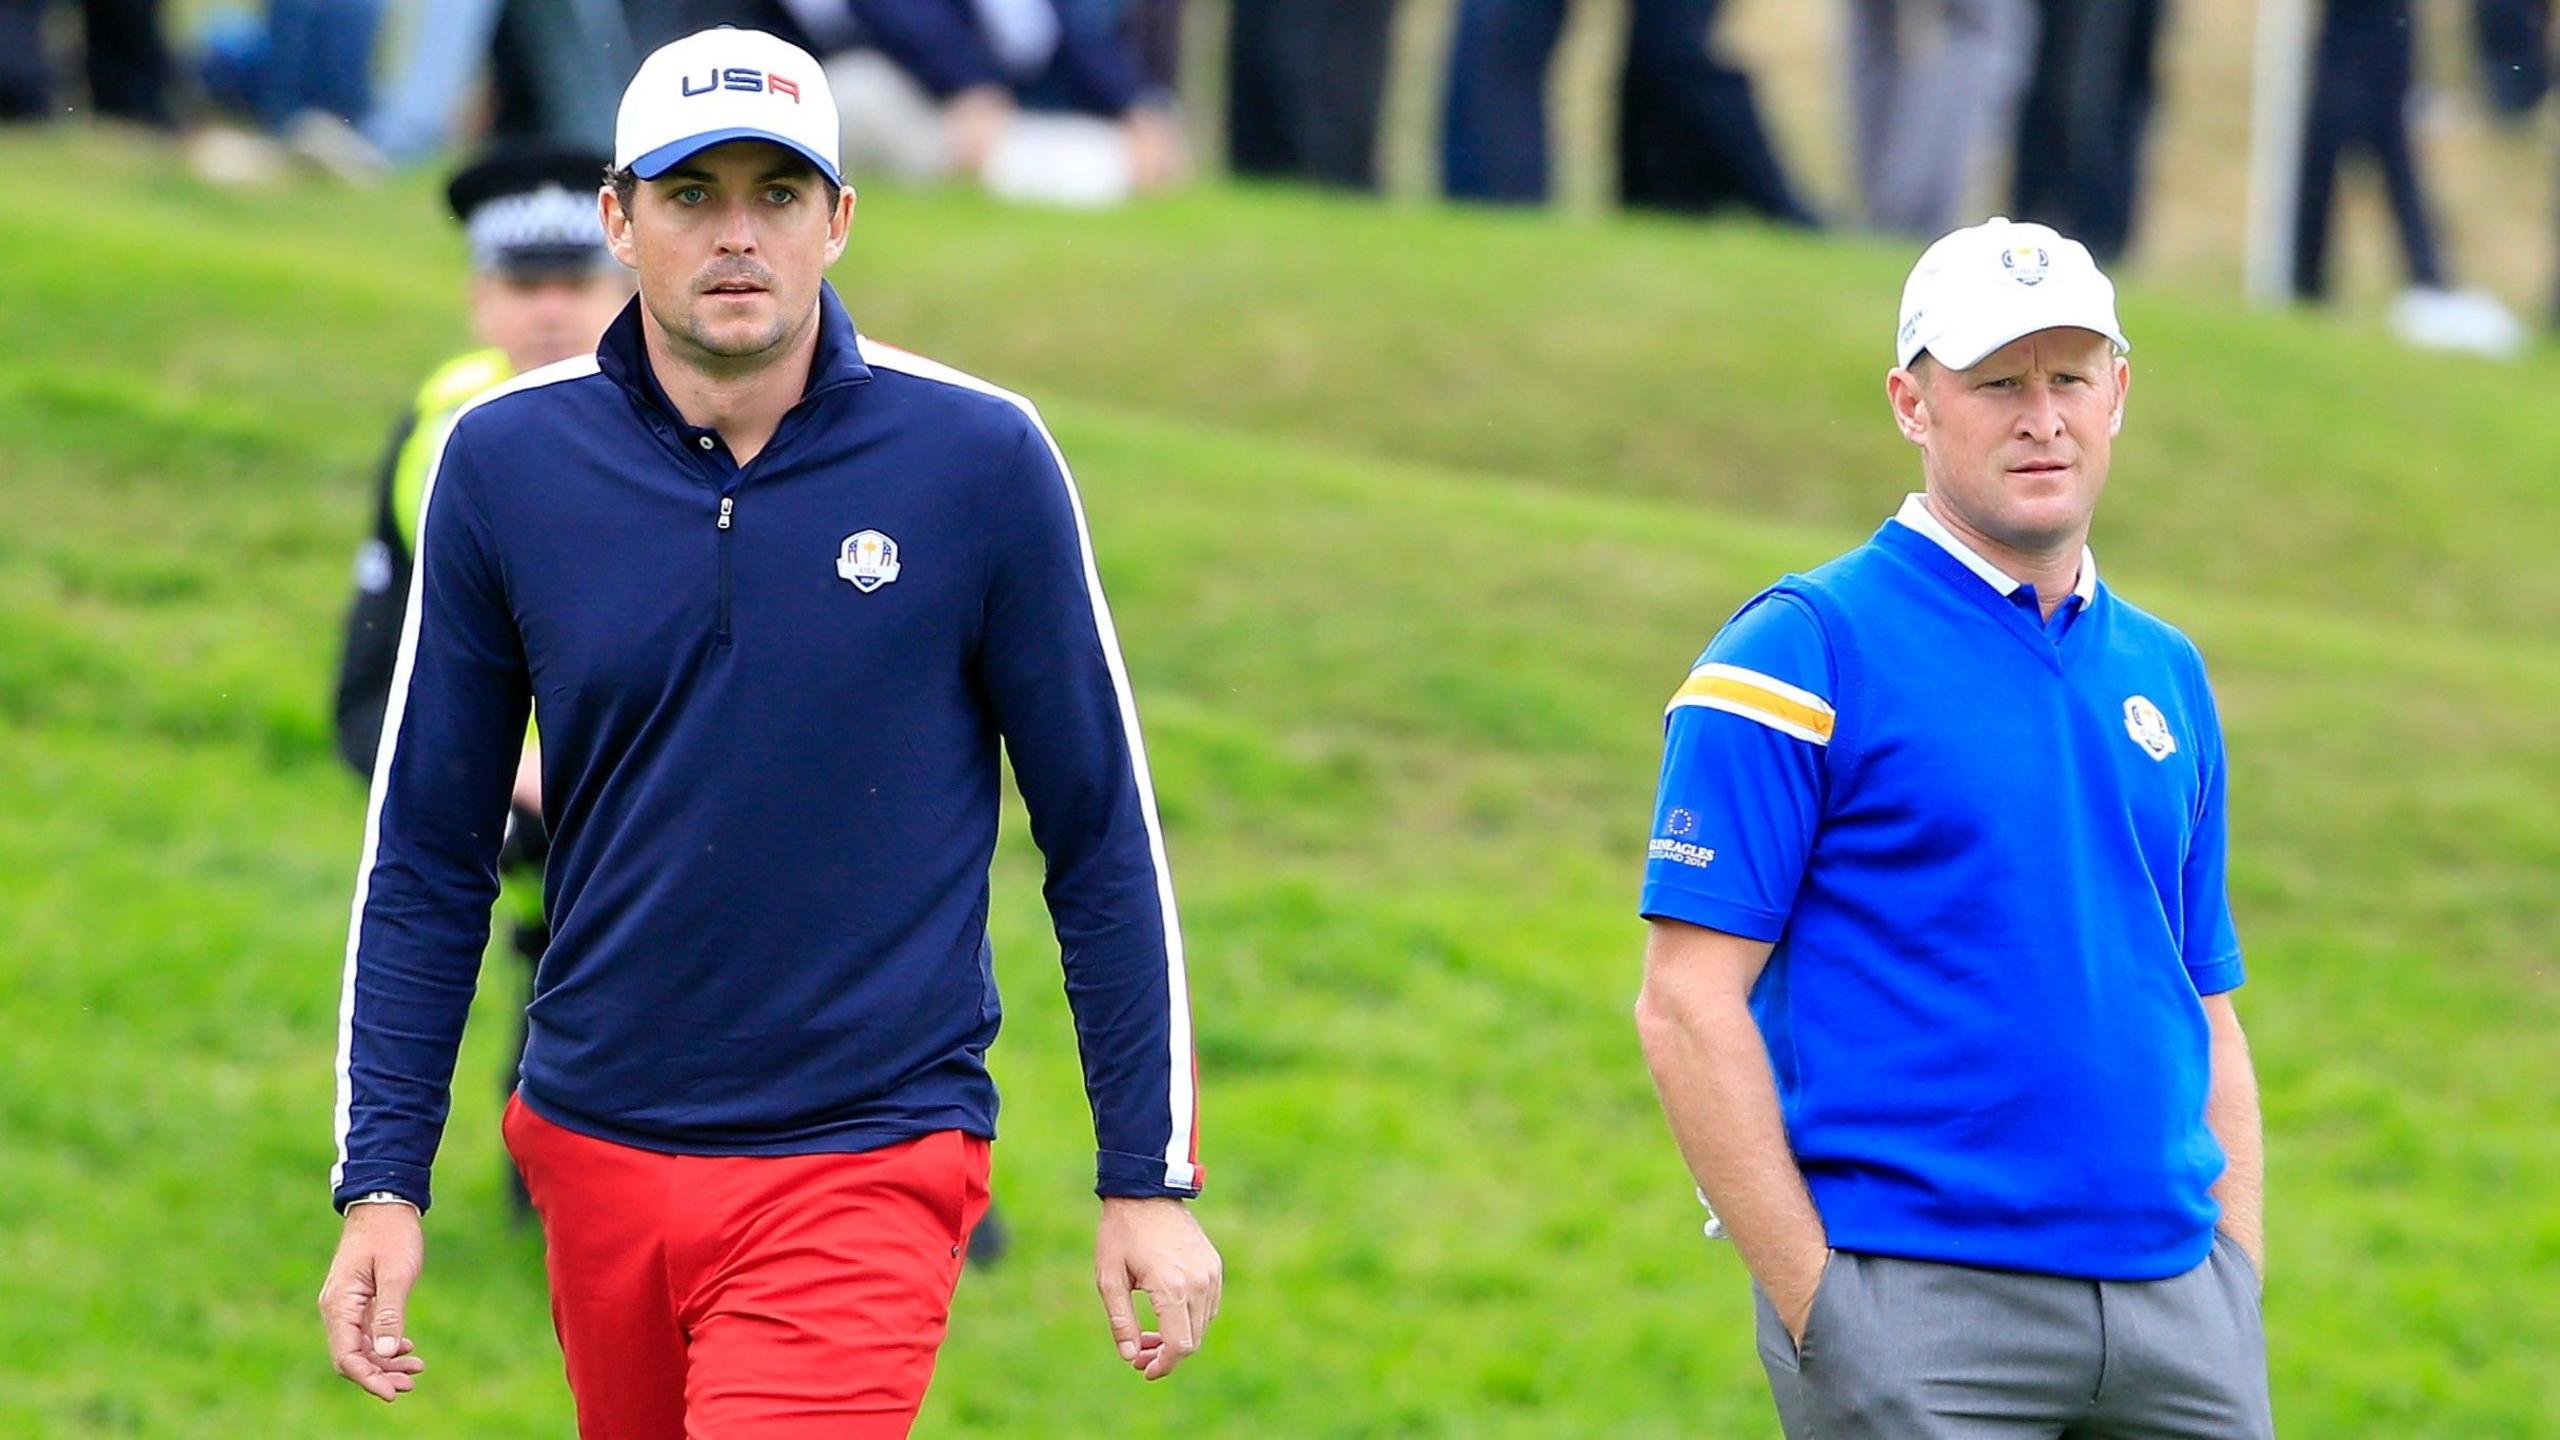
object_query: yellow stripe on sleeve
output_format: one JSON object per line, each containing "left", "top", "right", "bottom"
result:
{"left": 1666, "top": 665, "right": 1836, "bottom": 744}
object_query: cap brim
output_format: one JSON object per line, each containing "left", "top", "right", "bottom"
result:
{"left": 1909, "top": 310, "right": 2130, "bottom": 371}
{"left": 628, "top": 128, "right": 841, "bottom": 186}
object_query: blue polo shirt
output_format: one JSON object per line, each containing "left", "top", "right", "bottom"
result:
{"left": 1641, "top": 495, "right": 2242, "bottom": 1281}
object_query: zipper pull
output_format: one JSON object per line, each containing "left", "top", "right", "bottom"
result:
{"left": 717, "top": 496, "right": 734, "bottom": 531}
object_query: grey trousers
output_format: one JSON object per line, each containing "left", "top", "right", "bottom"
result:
{"left": 1845, "top": 0, "right": 2038, "bottom": 237}
{"left": 1753, "top": 1238, "right": 2274, "bottom": 1439}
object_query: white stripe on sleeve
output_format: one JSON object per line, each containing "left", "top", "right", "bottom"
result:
{"left": 331, "top": 355, "right": 599, "bottom": 1194}
{"left": 857, "top": 339, "right": 1198, "bottom": 1191}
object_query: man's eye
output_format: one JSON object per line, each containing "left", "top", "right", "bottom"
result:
{"left": 766, "top": 187, "right": 797, "bottom": 205}
{"left": 674, "top": 187, "right": 707, "bottom": 205}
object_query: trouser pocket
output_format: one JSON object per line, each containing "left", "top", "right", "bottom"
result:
{"left": 1751, "top": 1251, "right": 1836, "bottom": 1370}
{"left": 2213, "top": 1228, "right": 2263, "bottom": 1300}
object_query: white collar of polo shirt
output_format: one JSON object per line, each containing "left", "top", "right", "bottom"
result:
{"left": 1894, "top": 493, "right": 2099, "bottom": 605}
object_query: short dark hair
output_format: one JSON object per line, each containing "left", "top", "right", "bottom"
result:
{"left": 605, "top": 163, "right": 841, "bottom": 214}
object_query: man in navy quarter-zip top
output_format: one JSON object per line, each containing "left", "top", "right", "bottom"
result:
{"left": 315, "top": 27, "right": 1218, "bottom": 1437}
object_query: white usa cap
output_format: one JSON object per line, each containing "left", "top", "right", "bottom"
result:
{"left": 614, "top": 28, "right": 841, "bottom": 186}
{"left": 1895, "top": 217, "right": 2128, "bottom": 370}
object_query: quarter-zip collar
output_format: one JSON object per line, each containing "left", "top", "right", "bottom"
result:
{"left": 595, "top": 278, "right": 874, "bottom": 437}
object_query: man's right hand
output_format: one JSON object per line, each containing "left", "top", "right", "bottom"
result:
{"left": 1769, "top": 1245, "right": 1832, "bottom": 1347}
{"left": 318, "top": 1202, "right": 428, "bottom": 1402}
{"left": 1636, "top": 921, "right": 1833, "bottom": 1350}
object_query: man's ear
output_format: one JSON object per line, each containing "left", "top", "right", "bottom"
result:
{"left": 2109, "top": 355, "right": 2131, "bottom": 436}
{"left": 600, "top": 186, "right": 640, "bottom": 270}
{"left": 1886, "top": 365, "right": 1930, "bottom": 446}
{"left": 823, "top": 184, "right": 856, "bottom": 266}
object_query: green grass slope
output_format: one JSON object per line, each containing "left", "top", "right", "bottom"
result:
{"left": 4, "top": 133, "right": 2555, "bottom": 1436}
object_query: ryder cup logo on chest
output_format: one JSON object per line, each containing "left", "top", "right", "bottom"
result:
{"left": 837, "top": 530, "right": 901, "bottom": 593}
{"left": 2001, "top": 243, "right": 2051, "bottom": 287}
{"left": 2122, "top": 695, "right": 2177, "bottom": 762}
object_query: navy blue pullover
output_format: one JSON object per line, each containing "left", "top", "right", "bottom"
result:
{"left": 332, "top": 284, "right": 1200, "bottom": 1211}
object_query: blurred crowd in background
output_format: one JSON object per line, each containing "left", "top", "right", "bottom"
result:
{"left": 9, "top": 0, "right": 2560, "bottom": 353}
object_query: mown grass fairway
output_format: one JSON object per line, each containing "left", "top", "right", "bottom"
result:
{"left": 4, "top": 132, "right": 2556, "bottom": 1436}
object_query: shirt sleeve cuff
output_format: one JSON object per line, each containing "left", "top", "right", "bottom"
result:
{"left": 1095, "top": 1148, "right": 1202, "bottom": 1200}
{"left": 1638, "top": 882, "right": 1788, "bottom": 944}
{"left": 2186, "top": 951, "right": 2246, "bottom": 996}
{"left": 333, "top": 1163, "right": 432, "bottom": 1215}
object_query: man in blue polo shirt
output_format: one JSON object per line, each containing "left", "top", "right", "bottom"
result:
{"left": 1634, "top": 218, "right": 2271, "bottom": 1437}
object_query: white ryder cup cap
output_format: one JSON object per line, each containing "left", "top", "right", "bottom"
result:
{"left": 1895, "top": 217, "right": 2128, "bottom": 370}
{"left": 615, "top": 28, "right": 841, "bottom": 186}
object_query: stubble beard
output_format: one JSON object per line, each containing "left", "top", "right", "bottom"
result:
{"left": 644, "top": 283, "right": 801, "bottom": 377}
{"left": 1926, "top": 458, "right": 2101, "bottom": 560}
{"left": 672, "top": 298, "right": 789, "bottom": 361}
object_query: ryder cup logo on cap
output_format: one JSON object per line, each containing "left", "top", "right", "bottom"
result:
{"left": 1895, "top": 217, "right": 2128, "bottom": 370}
{"left": 616, "top": 27, "right": 841, "bottom": 186}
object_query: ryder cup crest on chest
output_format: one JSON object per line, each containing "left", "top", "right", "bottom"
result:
{"left": 2123, "top": 695, "right": 2177, "bottom": 762}
{"left": 837, "top": 530, "right": 901, "bottom": 592}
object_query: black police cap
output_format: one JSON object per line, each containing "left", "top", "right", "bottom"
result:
{"left": 445, "top": 142, "right": 615, "bottom": 276}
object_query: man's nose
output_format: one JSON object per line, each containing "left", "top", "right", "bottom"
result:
{"left": 713, "top": 197, "right": 758, "bottom": 253}
{"left": 2014, "top": 384, "right": 2066, "bottom": 442}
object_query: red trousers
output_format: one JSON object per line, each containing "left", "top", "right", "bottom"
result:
{"left": 503, "top": 1094, "right": 992, "bottom": 1439}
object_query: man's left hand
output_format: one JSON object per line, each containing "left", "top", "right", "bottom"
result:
{"left": 1094, "top": 1196, "right": 1221, "bottom": 1380}
{"left": 2219, "top": 1223, "right": 2266, "bottom": 1283}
